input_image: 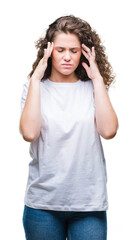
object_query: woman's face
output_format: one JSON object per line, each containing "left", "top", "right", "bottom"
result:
{"left": 51, "top": 32, "right": 82, "bottom": 77}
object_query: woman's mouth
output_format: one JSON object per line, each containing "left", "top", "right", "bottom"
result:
{"left": 62, "top": 64, "right": 72, "bottom": 67}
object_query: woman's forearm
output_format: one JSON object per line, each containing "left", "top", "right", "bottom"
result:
{"left": 93, "top": 77, "right": 118, "bottom": 139}
{"left": 20, "top": 43, "right": 53, "bottom": 142}
{"left": 20, "top": 77, "right": 41, "bottom": 142}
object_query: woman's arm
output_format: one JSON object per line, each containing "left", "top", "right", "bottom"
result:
{"left": 20, "top": 42, "right": 53, "bottom": 142}
{"left": 20, "top": 79, "right": 41, "bottom": 142}
{"left": 92, "top": 76, "right": 118, "bottom": 139}
{"left": 81, "top": 44, "right": 118, "bottom": 139}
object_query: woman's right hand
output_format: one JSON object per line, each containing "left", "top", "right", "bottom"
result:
{"left": 31, "top": 42, "right": 54, "bottom": 81}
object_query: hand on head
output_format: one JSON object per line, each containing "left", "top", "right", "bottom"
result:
{"left": 81, "top": 44, "right": 102, "bottom": 81}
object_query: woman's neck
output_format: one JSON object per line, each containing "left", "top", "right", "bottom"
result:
{"left": 49, "top": 71, "right": 78, "bottom": 83}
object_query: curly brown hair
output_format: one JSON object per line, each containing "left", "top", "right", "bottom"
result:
{"left": 29, "top": 15, "right": 115, "bottom": 89}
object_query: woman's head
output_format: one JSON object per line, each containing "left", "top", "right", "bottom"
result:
{"left": 51, "top": 32, "right": 82, "bottom": 78}
{"left": 30, "top": 15, "right": 115, "bottom": 89}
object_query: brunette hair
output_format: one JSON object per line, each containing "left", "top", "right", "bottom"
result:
{"left": 29, "top": 15, "right": 115, "bottom": 89}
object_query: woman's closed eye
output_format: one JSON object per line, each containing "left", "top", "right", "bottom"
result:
{"left": 57, "top": 49, "right": 64, "bottom": 52}
{"left": 71, "top": 50, "right": 77, "bottom": 53}
{"left": 56, "top": 47, "right": 79, "bottom": 53}
{"left": 57, "top": 49, "right": 77, "bottom": 53}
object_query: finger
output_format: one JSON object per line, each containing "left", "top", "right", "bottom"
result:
{"left": 82, "top": 44, "right": 92, "bottom": 58}
{"left": 82, "top": 62, "right": 90, "bottom": 73}
{"left": 43, "top": 49, "right": 48, "bottom": 61}
{"left": 43, "top": 42, "right": 53, "bottom": 60}
{"left": 91, "top": 46, "right": 96, "bottom": 59}
{"left": 81, "top": 48, "right": 89, "bottom": 60}
{"left": 82, "top": 43, "right": 90, "bottom": 52}
{"left": 46, "top": 42, "right": 51, "bottom": 57}
{"left": 49, "top": 42, "right": 54, "bottom": 56}
{"left": 47, "top": 42, "right": 54, "bottom": 57}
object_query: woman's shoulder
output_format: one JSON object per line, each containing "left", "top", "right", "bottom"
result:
{"left": 81, "top": 78, "right": 94, "bottom": 90}
{"left": 81, "top": 78, "right": 92, "bottom": 84}
{"left": 21, "top": 79, "right": 30, "bottom": 93}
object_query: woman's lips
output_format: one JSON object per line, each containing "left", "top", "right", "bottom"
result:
{"left": 62, "top": 64, "right": 72, "bottom": 67}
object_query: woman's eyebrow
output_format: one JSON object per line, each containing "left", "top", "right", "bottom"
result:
{"left": 71, "top": 47, "right": 81, "bottom": 50}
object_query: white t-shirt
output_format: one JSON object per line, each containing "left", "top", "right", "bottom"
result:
{"left": 20, "top": 78, "right": 108, "bottom": 211}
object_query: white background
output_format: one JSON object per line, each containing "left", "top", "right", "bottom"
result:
{"left": 0, "top": 0, "right": 138, "bottom": 239}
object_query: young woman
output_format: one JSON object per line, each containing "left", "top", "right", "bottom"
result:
{"left": 20, "top": 15, "right": 118, "bottom": 240}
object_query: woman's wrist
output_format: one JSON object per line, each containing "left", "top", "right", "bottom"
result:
{"left": 92, "top": 76, "right": 105, "bottom": 89}
{"left": 30, "top": 75, "right": 41, "bottom": 84}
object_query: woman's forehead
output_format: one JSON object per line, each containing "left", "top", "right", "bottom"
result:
{"left": 53, "top": 32, "right": 81, "bottom": 46}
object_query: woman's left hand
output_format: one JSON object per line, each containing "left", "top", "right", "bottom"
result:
{"left": 81, "top": 44, "right": 102, "bottom": 82}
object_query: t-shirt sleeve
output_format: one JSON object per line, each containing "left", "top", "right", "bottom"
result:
{"left": 20, "top": 80, "right": 30, "bottom": 114}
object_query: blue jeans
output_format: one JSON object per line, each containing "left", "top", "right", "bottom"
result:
{"left": 23, "top": 205, "right": 107, "bottom": 240}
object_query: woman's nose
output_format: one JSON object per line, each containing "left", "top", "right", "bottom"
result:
{"left": 64, "top": 51, "right": 71, "bottom": 61}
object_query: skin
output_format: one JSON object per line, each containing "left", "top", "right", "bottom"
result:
{"left": 20, "top": 32, "right": 118, "bottom": 142}
{"left": 81, "top": 43, "right": 118, "bottom": 139}
{"left": 49, "top": 33, "right": 81, "bottom": 82}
